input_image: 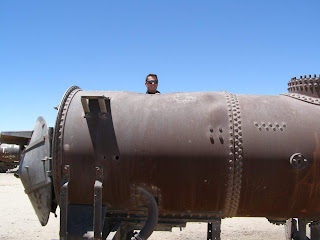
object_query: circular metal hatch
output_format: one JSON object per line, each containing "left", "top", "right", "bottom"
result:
{"left": 19, "top": 116, "right": 52, "bottom": 226}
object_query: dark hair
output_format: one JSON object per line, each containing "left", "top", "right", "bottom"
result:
{"left": 145, "top": 74, "right": 158, "bottom": 82}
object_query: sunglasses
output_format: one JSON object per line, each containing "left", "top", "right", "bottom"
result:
{"left": 146, "top": 80, "right": 158, "bottom": 84}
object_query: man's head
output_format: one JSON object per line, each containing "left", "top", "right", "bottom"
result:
{"left": 145, "top": 74, "right": 158, "bottom": 93}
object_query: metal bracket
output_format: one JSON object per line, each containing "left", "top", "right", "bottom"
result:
{"left": 24, "top": 136, "right": 47, "bottom": 153}
{"left": 60, "top": 165, "right": 70, "bottom": 240}
{"left": 94, "top": 166, "right": 104, "bottom": 240}
{"left": 81, "top": 96, "right": 110, "bottom": 118}
{"left": 207, "top": 220, "right": 221, "bottom": 240}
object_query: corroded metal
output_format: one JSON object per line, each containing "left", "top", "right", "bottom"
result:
{"left": 282, "top": 92, "right": 320, "bottom": 105}
{"left": 49, "top": 86, "right": 320, "bottom": 221}
{"left": 223, "top": 92, "right": 243, "bottom": 217}
{"left": 18, "top": 117, "right": 52, "bottom": 226}
{"left": 13, "top": 74, "right": 320, "bottom": 239}
{"left": 0, "top": 131, "right": 32, "bottom": 146}
{"left": 52, "top": 86, "right": 81, "bottom": 206}
{"left": 0, "top": 144, "right": 21, "bottom": 172}
{"left": 287, "top": 74, "right": 320, "bottom": 97}
{"left": 207, "top": 220, "right": 221, "bottom": 240}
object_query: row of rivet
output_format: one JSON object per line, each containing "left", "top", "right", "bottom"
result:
{"left": 290, "top": 74, "right": 319, "bottom": 81}
{"left": 53, "top": 86, "right": 81, "bottom": 192}
{"left": 107, "top": 210, "right": 222, "bottom": 219}
{"left": 281, "top": 93, "right": 320, "bottom": 106}
{"left": 223, "top": 92, "right": 243, "bottom": 217}
{"left": 288, "top": 75, "right": 320, "bottom": 93}
{"left": 254, "top": 121, "right": 287, "bottom": 132}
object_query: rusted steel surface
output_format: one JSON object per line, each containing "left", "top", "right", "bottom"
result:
{"left": 0, "top": 131, "right": 32, "bottom": 146}
{"left": 12, "top": 75, "right": 320, "bottom": 239}
{"left": 18, "top": 117, "right": 52, "bottom": 226}
{"left": 51, "top": 83, "right": 320, "bottom": 221}
{"left": 288, "top": 74, "right": 320, "bottom": 98}
{"left": 0, "top": 144, "right": 21, "bottom": 172}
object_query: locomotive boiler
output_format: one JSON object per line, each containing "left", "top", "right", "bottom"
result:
{"left": 0, "top": 144, "right": 20, "bottom": 172}
{"left": 8, "top": 75, "right": 320, "bottom": 239}
{"left": 0, "top": 131, "right": 31, "bottom": 172}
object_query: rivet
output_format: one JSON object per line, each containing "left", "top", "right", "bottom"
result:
{"left": 210, "top": 135, "right": 214, "bottom": 144}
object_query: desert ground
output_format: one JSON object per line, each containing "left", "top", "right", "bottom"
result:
{"left": 0, "top": 172, "right": 287, "bottom": 240}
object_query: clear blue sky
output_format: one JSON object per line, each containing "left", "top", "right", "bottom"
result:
{"left": 1, "top": 1, "right": 319, "bottom": 131}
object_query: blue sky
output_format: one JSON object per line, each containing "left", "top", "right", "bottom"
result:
{"left": 1, "top": 1, "right": 319, "bottom": 131}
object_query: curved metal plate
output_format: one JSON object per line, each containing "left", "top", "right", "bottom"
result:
{"left": 19, "top": 117, "right": 52, "bottom": 226}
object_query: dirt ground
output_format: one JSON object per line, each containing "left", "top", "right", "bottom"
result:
{"left": 0, "top": 173, "right": 287, "bottom": 240}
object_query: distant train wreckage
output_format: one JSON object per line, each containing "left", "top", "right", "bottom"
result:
{"left": 2, "top": 74, "right": 320, "bottom": 240}
{"left": 0, "top": 131, "right": 31, "bottom": 172}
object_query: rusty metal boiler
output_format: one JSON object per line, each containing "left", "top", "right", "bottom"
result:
{"left": 17, "top": 75, "right": 320, "bottom": 239}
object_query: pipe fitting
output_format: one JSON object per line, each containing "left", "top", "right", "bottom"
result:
{"left": 131, "top": 187, "right": 158, "bottom": 240}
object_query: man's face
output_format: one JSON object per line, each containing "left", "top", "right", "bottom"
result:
{"left": 145, "top": 76, "right": 158, "bottom": 93}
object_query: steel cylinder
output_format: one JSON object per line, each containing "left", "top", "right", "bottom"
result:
{"left": 52, "top": 86, "right": 320, "bottom": 220}
{"left": 0, "top": 144, "right": 21, "bottom": 172}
